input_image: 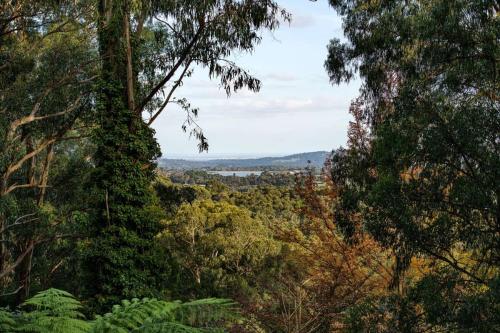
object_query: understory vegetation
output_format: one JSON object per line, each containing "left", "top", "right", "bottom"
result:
{"left": 1, "top": 288, "right": 239, "bottom": 332}
{"left": 1, "top": 0, "right": 498, "bottom": 332}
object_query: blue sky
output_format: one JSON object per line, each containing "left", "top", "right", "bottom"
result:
{"left": 151, "top": 0, "right": 360, "bottom": 159}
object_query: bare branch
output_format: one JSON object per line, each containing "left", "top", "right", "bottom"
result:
{"left": 135, "top": 27, "right": 204, "bottom": 114}
{"left": 1, "top": 137, "right": 57, "bottom": 196}
{"left": 0, "top": 233, "right": 76, "bottom": 280}
{"left": 3, "top": 183, "right": 51, "bottom": 197}
{"left": 0, "top": 241, "right": 35, "bottom": 280}
{"left": 147, "top": 59, "right": 193, "bottom": 125}
{"left": 0, "top": 285, "right": 23, "bottom": 297}
{"left": 0, "top": 213, "right": 38, "bottom": 234}
{"left": 154, "top": 14, "right": 188, "bottom": 44}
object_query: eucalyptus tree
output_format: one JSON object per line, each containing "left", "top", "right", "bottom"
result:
{"left": 325, "top": 0, "right": 499, "bottom": 330}
{"left": 87, "top": 0, "right": 289, "bottom": 310}
{"left": 0, "top": 0, "right": 96, "bottom": 302}
{"left": 159, "top": 198, "right": 279, "bottom": 294}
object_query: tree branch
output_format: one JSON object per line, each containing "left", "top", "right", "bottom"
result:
{"left": 1, "top": 137, "right": 57, "bottom": 196}
{"left": 123, "top": 3, "right": 135, "bottom": 111}
{"left": 0, "top": 213, "right": 38, "bottom": 234}
{"left": 135, "top": 27, "right": 204, "bottom": 114}
{"left": 147, "top": 59, "right": 193, "bottom": 125}
{"left": 0, "top": 233, "right": 75, "bottom": 280}
{"left": 0, "top": 241, "right": 35, "bottom": 280}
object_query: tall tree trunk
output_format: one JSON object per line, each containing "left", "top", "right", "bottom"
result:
{"left": 37, "top": 143, "right": 54, "bottom": 206}
{"left": 87, "top": 0, "right": 163, "bottom": 312}
{"left": 15, "top": 243, "right": 33, "bottom": 304}
{"left": 12, "top": 137, "right": 38, "bottom": 302}
{"left": 123, "top": 5, "right": 135, "bottom": 112}
{"left": 0, "top": 215, "right": 5, "bottom": 286}
{"left": 26, "top": 137, "right": 37, "bottom": 191}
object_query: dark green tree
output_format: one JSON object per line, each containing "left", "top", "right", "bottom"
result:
{"left": 325, "top": 0, "right": 499, "bottom": 331}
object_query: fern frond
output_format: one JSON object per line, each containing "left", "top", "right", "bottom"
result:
{"left": 20, "top": 317, "right": 91, "bottom": 333}
{"left": 9, "top": 290, "right": 238, "bottom": 333}
{"left": 19, "top": 288, "right": 90, "bottom": 333}
{"left": 90, "top": 297, "right": 238, "bottom": 333}
{"left": 135, "top": 322, "right": 213, "bottom": 333}
{"left": 90, "top": 298, "right": 179, "bottom": 333}
{"left": 174, "top": 299, "right": 239, "bottom": 327}
{"left": 22, "top": 288, "right": 85, "bottom": 319}
{"left": 0, "top": 308, "right": 16, "bottom": 333}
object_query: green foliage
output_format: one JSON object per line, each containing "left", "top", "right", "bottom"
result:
{"left": 0, "top": 308, "right": 16, "bottom": 333}
{"left": 91, "top": 297, "right": 237, "bottom": 333}
{"left": 159, "top": 196, "right": 280, "bottom": 298}
{"left": 2, "top": 289, "right": 237, "bottom": 333}
{"left": 153, "top": 179, "right": 307, "bottom": 331}
{"left": 326, "top": 0, "right": 500, "bottom": 330}
{"left": 0, "top": 0, "right": 96, "bottom": 303}
{"left": 343, "top": 275, "right": 500, "bottom": 333}
{"left": 84, "top": 0, "right": 165, "bottom": 310}
{"left": 92, "top": 293, "right": 238, "bottom": 333}
{"left": 326, "top": 0, "right": 499, "bottom": 266}
{"left": 18, "top": 288, "right": 90, "bottom": 333}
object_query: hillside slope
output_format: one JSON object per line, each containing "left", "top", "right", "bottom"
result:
{"left": 158, "top": 151, "right": 329, "bottom": 170}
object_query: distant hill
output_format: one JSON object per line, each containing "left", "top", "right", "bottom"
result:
{"left": 158, "top": 151, "right": 330, "bottom": 170}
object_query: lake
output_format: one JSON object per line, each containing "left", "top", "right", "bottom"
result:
{"left": 208, "top": 170, "right": 263, "bottom": 177}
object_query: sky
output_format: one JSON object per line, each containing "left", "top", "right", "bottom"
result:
{"left": 151, "top": 0, "right": 361, "bottom": 159}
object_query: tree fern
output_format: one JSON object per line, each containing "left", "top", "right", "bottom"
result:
{"left": 7, "top": 289, "right": 239, "bottom": 333}
{"left": 90, "top": 298, "right": 178, "bottom": 333}
{"left": 91, "top": 297, "right": 238, "bottom": 333}
{"left": 18, "top": 288, "right": 90, "bottom": 333}
{"left": 0, "top": 308, "right": 16, "bottom": 333}
{"left": 173, "top": 298, "right": 239, "bottom": 328}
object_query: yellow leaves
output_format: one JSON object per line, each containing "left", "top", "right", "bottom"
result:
{"left": 404, "top": 256, "right": 433, "bottom": 285}
{"left": 356, "top": 0, "right": 383, "bottom": 12}
{"left": 401, "top": 39, "right": 424, "bottom": 63}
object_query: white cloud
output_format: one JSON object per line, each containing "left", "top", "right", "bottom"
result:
{"left": 188, "top": 95, "right": 352, "bottom": 120}
{"left": 263, "top": 72, "right": 299, "bottom": 82}
{"left": 289, "top": 15, "right": 316, "bottom": 28}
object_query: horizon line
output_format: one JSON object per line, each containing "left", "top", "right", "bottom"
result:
{"left": 160, "top": 150, "right": 331, "bottom": 161}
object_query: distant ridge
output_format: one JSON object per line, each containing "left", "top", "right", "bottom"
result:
{"left": 158, "top": 151, "right": 330, "bottom": 170}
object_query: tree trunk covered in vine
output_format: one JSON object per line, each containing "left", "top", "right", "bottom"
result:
{"left": 86, "top": 0, "right": 165, "bottom": 311}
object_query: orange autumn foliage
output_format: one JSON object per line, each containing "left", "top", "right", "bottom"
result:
{"left": 271, "top": 166, "right": 394, "bottom": 331}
